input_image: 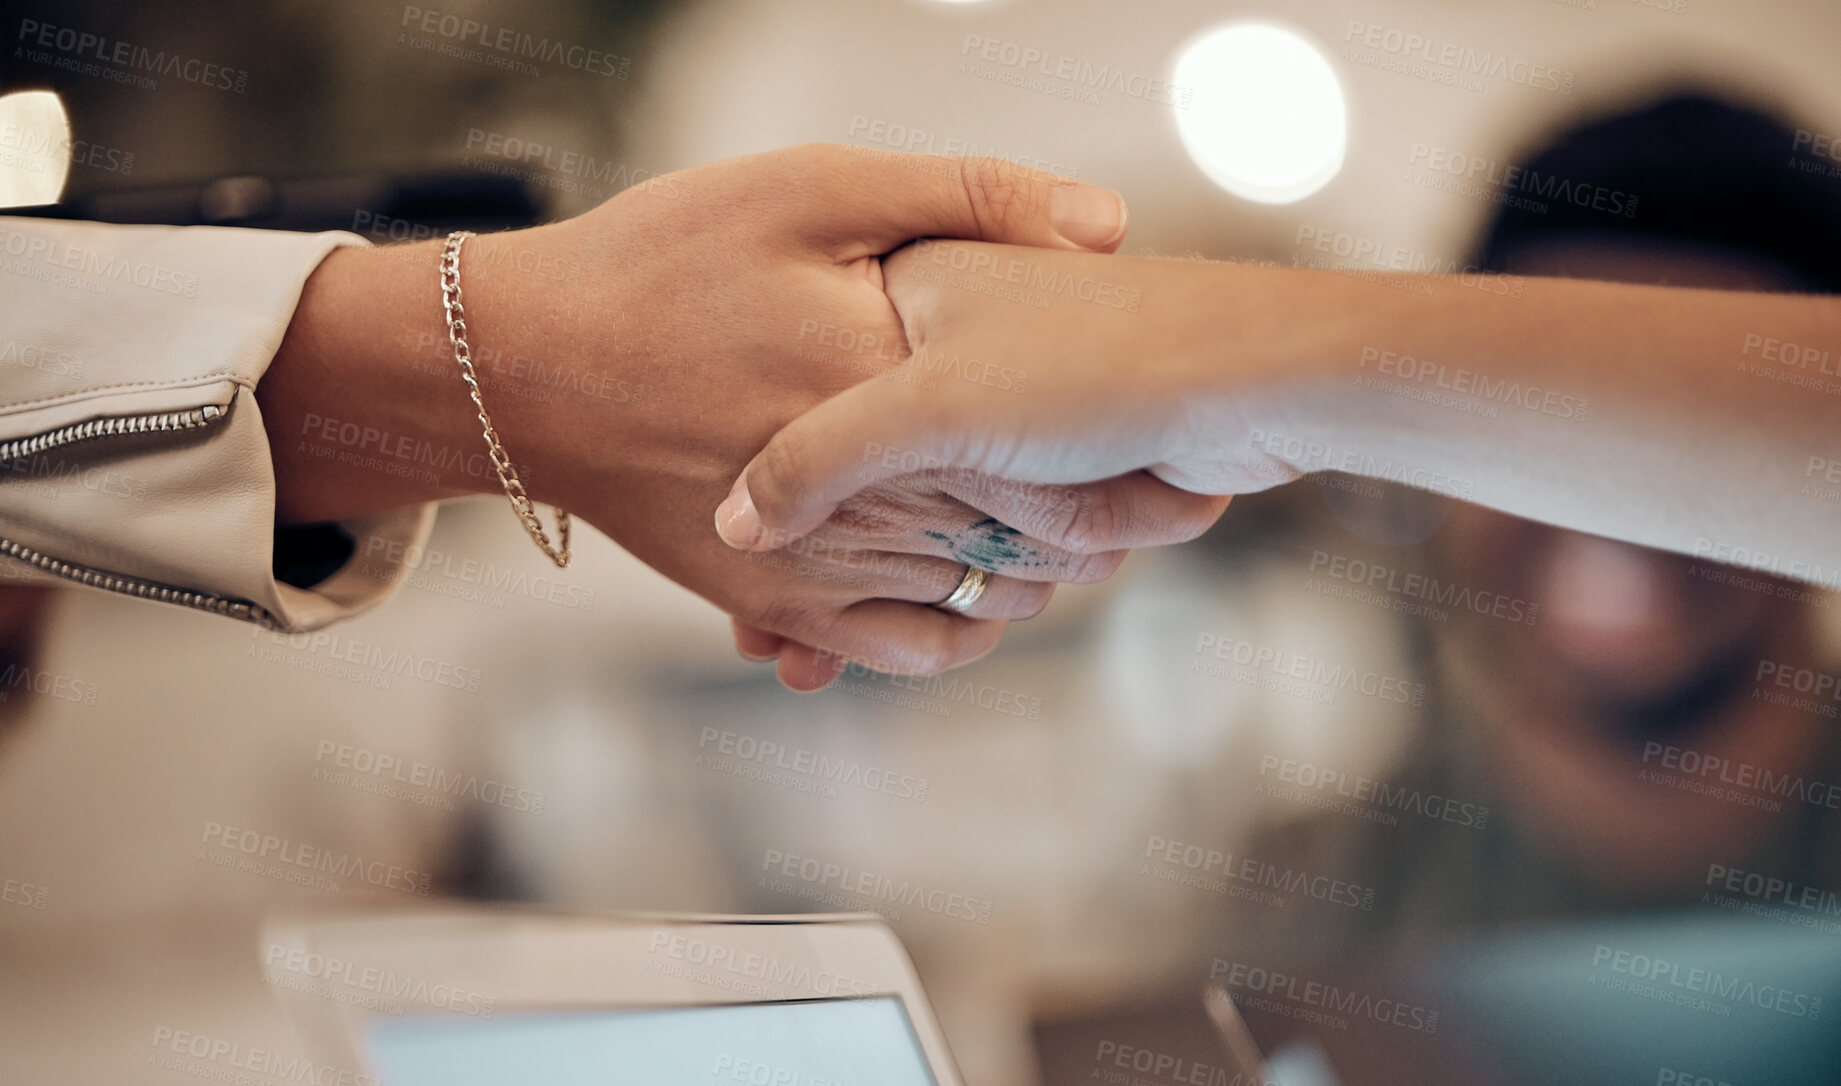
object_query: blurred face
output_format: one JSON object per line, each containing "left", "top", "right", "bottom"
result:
{"left": 1432, "top": 238, "right": 1828, "bottom": 892}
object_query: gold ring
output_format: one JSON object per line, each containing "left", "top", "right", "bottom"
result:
{"left": 936, "top": 566, "right": 989, "bottom": 615}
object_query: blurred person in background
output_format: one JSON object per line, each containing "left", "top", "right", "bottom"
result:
{"left": 1215, "top": 91, "right": 1841, "bottom": 970}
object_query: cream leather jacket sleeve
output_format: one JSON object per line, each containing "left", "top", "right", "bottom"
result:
{"left": 0, "top": 216, "right": 436, "bottom": 632}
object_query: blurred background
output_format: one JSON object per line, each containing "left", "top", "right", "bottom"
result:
{"left": 4, "top": 1, "right": 1841, "bottom": 1083}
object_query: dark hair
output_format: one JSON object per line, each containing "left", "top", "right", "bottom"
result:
{"left": 1474, "top": 92, "right": 1841, "bottom": 292}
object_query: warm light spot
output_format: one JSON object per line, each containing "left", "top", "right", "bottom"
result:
{"left": 0, "top": 90, "right": 73, "bottom": 208}
{"left": 1170, "top": 24, "right": 1346, "bottom": 204}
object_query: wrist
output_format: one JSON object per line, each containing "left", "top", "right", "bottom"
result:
{"left": 449, "top": 221, "right": 642, "bottom": 517}
{"left": 1132, "top": 258, "right": 1360, "bottom": 466}
{"left": 263, "top": 239, "right": 507, "bottom": 524}
{"left": 1237, "top": 264, "right": 1475, "bottom": 485}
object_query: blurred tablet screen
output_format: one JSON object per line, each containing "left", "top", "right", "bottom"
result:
{"left": 365, "top": 996, "right": 938, "bottom": 1086}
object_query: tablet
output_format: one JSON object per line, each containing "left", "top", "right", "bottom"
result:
{"left": 261, "top": 908, "right": 961, "bottom": 1086}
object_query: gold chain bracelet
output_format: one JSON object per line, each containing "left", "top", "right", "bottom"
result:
{"left": 440, "top": 231, "right": 572, "bottom": 568}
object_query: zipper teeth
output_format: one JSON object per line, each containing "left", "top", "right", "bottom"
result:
{"left": 0, "top": 536, "right": 278, "bottom": 629}
{"left": 0, "top": 404, "right": 224, "bottom": 465}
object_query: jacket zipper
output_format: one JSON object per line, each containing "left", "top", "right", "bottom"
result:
{"left": 0, "top": 403, "right": 280, "bottom": 628}
{"left": 0, "top": 404, "right": 225, "bottom": 465}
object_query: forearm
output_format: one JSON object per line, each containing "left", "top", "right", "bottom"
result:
{"left": 1250, "top": 269, "right": 1841, "bottom": 578}
{"left": 881, "top": 241, "right": 1838, "bottom": 579}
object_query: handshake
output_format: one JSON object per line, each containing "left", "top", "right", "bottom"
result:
{"left": 269, "top": 143, "right": 1837, "bottom": 691}
{"left": 452, "top": 144, "right": 1234, "bottom": 691}
{"left": 268, "top": 145, "right": 1240, "bottom": 690}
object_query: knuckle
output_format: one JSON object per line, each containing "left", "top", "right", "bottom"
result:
{"left": 825, "top": 490, "right": 912, "bottom": 542}
{"left": 1061, "top": 487, "right": 1121, "bottom": 553}
{"left": 958, "top": 156, "right": 1035, "bottom": 236}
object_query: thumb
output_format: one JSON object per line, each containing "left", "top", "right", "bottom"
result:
{"left": 714, "top": 377, "right": 947, "bottom": 551}
{"left": 816, "top": 148, "right": 1130, "bottom": 258}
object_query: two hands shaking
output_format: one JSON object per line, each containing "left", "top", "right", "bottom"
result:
{"left": 265, "top": 145, "right": 1233, "bottom": 693}
{"left": 269, "top": 144, "right": 1841, "bottom": 691}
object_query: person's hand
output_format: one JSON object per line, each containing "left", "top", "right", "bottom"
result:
{"left": 271, "top": 146, "right": 1214, "bottom": 686}
{"left": 721, "top": 458, "right": 1234, "bottom": 685}
{"left": 713, "top": 240, "right": 1253, "bottom": 578}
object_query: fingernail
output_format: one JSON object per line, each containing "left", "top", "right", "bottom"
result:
{"left": 1050, "top": 184, "right": 1128, "bottom": 250}
{"left": 714, "top": 487, "right": 762, "bottom": 550}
